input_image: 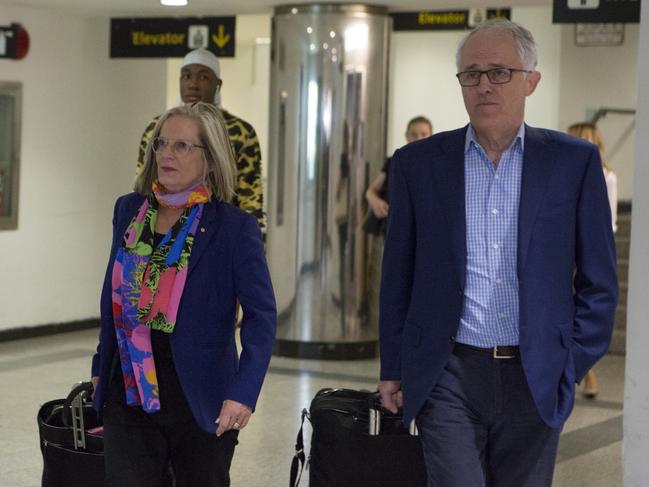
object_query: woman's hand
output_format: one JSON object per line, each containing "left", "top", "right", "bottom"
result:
{"left": 369, "top": 198, "right": 389, "bottom": 219}
{"left": 91, "top": 376, "right": 99, "bottom": 399}
{"left": 365, "top": 171, "right": 389, "bottom": 219}
{"left": 215, "top": 399, "right": 252, "bottom": 436}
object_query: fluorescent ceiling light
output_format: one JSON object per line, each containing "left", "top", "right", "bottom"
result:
{"left": 161, "top": 0, "right": 188, "bottom": 6}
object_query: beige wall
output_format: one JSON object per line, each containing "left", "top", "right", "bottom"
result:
{"left": 558, "top": 24, "right": 638, "bottom": 201}
{"left": 0, "top": 5, "right": 166, "bottom": 330}
{"left": 623, "top": 1, "right": 649, "bottom": 481}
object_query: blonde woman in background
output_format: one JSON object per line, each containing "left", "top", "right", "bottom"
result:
{"left": 365, "top": 116, "right": 433, "bottom": 221}
{"left": 568, "top": 122, "right": 618, "bottom": 399}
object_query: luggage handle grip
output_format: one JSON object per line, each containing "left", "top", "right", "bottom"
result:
{"left": 61, "top": 381, "right": 95, "bottom": 450}
{"left": 61, "top": 382, "right": 94, "bottom": 426}
{"left": 369, "top": 392, "right": 418, "bottom": 436}
{"left": 369, "top": 391, "right": 404, "bottom": 415}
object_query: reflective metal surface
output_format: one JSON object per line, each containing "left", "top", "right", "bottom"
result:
{"left": 267, "top": 3, "right": 389, "bottom": 358}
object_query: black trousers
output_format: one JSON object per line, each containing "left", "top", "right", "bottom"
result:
{"left": 416, "top": 344, "right": 562, "bottom": 487}
{"left": 103, "top": 379, "right": 238, "bottom": 487}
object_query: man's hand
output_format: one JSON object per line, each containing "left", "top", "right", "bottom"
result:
{"left": 215, "top": 399, "right": 252, "bottom": 436}
{"left": 378, "top": 380, "right": 403, "bottom": 414}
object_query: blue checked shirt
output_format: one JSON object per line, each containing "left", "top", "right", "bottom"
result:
{"left": 456, "top": 124, "right": 525, "bottom": 347}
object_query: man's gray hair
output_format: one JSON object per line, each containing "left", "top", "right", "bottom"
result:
{"left": 456, "top": 19, "right": 538, "bottom": 71}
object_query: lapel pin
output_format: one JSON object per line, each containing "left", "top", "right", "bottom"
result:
{"left": 200, "top": 227, "right": 206, "bottom": 233}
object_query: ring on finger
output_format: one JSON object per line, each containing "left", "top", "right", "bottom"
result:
{"left": 233, "top": 421, "right": 241, "bottom": 429}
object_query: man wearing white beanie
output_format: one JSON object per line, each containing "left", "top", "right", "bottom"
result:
{"left": 136, "top": 48, "right": 265, "bottom": 231}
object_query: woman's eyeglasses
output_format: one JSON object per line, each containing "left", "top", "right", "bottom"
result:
{"left": 151, "top": 137, "right": 206, "bottom": 156}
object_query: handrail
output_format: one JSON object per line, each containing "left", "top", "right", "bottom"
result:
{"left": 590, "top": 108, "right": 636, "bottom": 124}
{"left": 589, "top": 108, "right": 636, "bottom": 163}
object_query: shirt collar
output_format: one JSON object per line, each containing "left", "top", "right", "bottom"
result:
{"left": 464, "top": 123, "right": 526, "bottom": 154}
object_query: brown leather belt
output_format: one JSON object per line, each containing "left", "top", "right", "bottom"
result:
{"left": 454, "top": 343, "right": 520, "bottom": 359}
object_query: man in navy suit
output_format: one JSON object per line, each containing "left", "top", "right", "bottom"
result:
{"left": 378, "top": 19, "right": 617, "bottom": 486}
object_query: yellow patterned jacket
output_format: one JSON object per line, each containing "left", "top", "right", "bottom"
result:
{"left": 136, "top": 109, "right": 265, "bottom": 232}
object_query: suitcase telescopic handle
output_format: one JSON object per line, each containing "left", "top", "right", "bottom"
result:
{"left": 61, "top": 381, "right": 95, "bottom": 450}
{"left": 369, "top": 392, "right": 419, "bottom": 436}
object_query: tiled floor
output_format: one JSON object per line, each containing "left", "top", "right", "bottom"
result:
{"left": 0, "top": 329, "right": 623, "bottom": 486}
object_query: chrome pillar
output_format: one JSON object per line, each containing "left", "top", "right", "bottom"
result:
{"left": 267, "top": 4, "right": 389, "bottom": 359}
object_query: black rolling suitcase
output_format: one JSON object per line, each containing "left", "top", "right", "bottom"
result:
{"left": 290, "top": 388, "right": 427, "bottom": 487}
{"left": 37, "top": 382, "right": 104, "bottom": 487}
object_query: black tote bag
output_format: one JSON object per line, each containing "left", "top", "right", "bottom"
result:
{"left": 37, "top": 382, "right": 104, "bottom": 487}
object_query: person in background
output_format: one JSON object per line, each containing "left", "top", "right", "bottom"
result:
{"left": 378, "top": 19, "right": 617, "bottom": 486}
{"left": 136, "top": 48, "right": 265, "bottom": 232}
{"left": 365, "top": 116, "right": 433, "bottom": 224}
{"left": 92, "top": 102, "right": 276, "bottom": 486}
{"left": 568, "top": 121, "right": 618, "bottom": 399}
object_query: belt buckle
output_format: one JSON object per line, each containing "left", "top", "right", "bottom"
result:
{"left": 493, "top": 346, "right": 514, "bottom": 359}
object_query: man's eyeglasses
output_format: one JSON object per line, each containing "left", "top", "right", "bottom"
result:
{"left": 456, "top": 68, "right": 531, "bottom": 87}
{"left": 151, "top": 137, "right": 206, "bottom": 156}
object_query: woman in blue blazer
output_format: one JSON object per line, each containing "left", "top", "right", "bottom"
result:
{"left": 90, "top": 102, "right": 276, "bottom": 486}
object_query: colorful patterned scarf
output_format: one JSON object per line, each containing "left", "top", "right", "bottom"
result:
{"left": 111, "top": 181, "right": 209, "bottom": 412}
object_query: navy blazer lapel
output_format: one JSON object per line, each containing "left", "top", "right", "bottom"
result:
{"left": 187, "top": 199, "right": 223, "bottom": 276}
{"left": 430, "top": 128, "right": 467, "bottom": 290}
{"left": 117, "top": 194, "right": 146, "bottom": 239}
{"left": 518, "top": 126, "right": 555, "bottom": 276}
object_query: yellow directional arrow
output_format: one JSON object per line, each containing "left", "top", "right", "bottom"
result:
{"left": 212, "top": 24, "right": 230, "bottom": 48}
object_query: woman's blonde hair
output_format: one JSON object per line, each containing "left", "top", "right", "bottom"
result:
{"left": 134, "top": 102, "right": 237, "bottom": 202}
{"left": 567, "top": 122, "right": 611, "bottom": 172}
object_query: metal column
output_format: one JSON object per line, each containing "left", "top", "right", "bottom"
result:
{"left": 267, "top": 4, "right": 390, "bottom": 359}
